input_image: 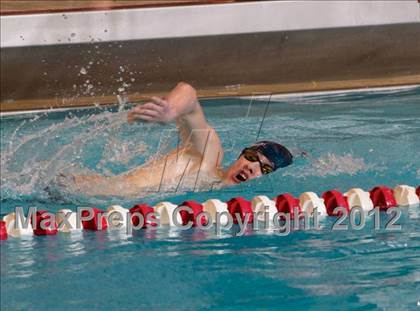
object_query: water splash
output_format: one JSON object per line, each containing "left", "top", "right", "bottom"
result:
{"left": 0, "top": 107, "right": 154, "bottom": 203}
{"left": 284, "top": 152, "right": 373, "bottom": 178}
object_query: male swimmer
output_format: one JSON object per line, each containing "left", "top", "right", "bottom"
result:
{"left": 58, "top": 82, "right": 293, "bottom": 197}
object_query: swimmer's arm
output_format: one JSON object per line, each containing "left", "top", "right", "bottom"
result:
{"left": 174, "top": 85, "right": 223, "bottom": 166}
{"left": 128, "top": 82, "right": 223, "bottom": 166}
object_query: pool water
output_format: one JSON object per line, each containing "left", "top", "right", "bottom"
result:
{"left": 1, "top": 86, "right": 420, "bottom": 310}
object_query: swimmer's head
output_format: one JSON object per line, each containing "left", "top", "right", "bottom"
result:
{"left": 223, "top": 141, "right": 293, "bottom": 185}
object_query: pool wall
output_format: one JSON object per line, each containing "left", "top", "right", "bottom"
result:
{"left": 1, "top": 0, "right": 420, "bottom": 111}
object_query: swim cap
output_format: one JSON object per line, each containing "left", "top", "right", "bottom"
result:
{"left": 244, "top": 141, "right": 293, "bottom": 171}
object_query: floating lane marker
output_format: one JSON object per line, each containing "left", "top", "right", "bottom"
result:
{"left": 227, "top": 197, "right": 253, "bottom": 224}
{"left": 32, "top": 210, "right": 58, "bottom": 236}
{"left": 130, "top": 204, "right": 155, "bottom": 228}
{"left": 393, "top": 185, "right": 420, "bottom": 206}
{"left": 299, "top": 192, "right": 327, "bottom": 217}
{"left": 3, "top": 212, "right": 33, "bottom": 237}
{"left": 369, "top": 186, "right": 397, "bottom": 210}
{"left": 322, "top": 190, "right": 350, "bottom": 216}
{"left": 275, "top": 193, "right": 301, "bottom": 220}
{"left": 344, "top": 188, "right": 374, "bottom": 211}
{"left": 81, "top": 208, "right": 108, "bottom": 231}
{"left": 56, "top": 209, "right": 79, "bottom": 233}
{"left": 203, "top": 199, "right": 229, "bottom": 225}
{"left": 106, "top": 205, "right": 129, "bottom": 228}
{"left": 179, "top": 201, "right": 205, "bottom": 227}
{"left": 153, "top": 202, "right": 181, "bottom": 226}
{"left": 251, "top": 195, "right": 278, "bottom": 222}
{"left": 1, "top": 184, "right": 417, "bottom": 241}
{"left": 0, "top": 221, "right": 7, "bottom": 240}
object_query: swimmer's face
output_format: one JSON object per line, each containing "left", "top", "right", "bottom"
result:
{"left": 223, "top": 150, "right": 274, "bottom": 185}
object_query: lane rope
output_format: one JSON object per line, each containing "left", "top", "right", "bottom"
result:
{"left": 1, "top": 184, "right": 419, "bottom": 240}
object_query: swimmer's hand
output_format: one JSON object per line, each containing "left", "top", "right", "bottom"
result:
{"left": 128, "top": 82, "right": 199, "bottom": 124}
{"left": 127, "top": 96, "right": 177, "bottom": 124}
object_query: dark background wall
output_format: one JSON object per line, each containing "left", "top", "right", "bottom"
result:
{"left": 1, "top": 23, "right": 420, "bottom": 111}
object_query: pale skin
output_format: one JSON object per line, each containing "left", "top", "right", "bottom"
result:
{"left": 66, "top": 82, "right": 274, "bottom": 197}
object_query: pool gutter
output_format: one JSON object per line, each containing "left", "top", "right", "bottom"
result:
{"left": 2, "top": 84, "right": 419, "bottom": 117}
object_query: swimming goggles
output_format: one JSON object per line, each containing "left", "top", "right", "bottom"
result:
{"left": 241, "top": 148, "right": 275, "bottom": 175}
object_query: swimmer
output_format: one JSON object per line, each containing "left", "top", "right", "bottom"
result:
{"left": 56, "top": 82, "right": 293, "bottom": 197}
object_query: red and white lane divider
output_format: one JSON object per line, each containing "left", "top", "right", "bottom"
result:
{"left": 322, "top": 190, "right": 350, "bottom": 216}
{"left": 299, "top": 192, "right": 327, "bottom": 217}
{"left": 56, "top": 209, "right": 79, "bottom": 233}
{"left": 130, "top": 204, "right": 156, "bottom": 228}
{"left": 32, "top": 210, "right": 58, "bottom": 236}
{"left": 252, "top": 196, "right": 278, "bottom": 223}
{"left": 203, "top": 199, "right": 230, "bottom": 226}
{"left": 344, "top": 188, "right": 374, "bottom": 211}
{"left": 394, "top": 185, "right": 419, "bottom": 207}
{"left": 0, "top": 221, "right": 8, "bottom": 240}
{"left": 1, "top": 184, "right": 419, "bottom": 240}
{"left": 2, "top": 212, "right": 33, "bottom": 237}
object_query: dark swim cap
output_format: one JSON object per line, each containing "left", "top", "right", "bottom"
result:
{"left": 245, "top": 141, "right": 293, "bottom": 171}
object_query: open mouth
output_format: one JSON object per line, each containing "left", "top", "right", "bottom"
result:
{"left": 235, "top": 171, "right": 248, "bottom": 183}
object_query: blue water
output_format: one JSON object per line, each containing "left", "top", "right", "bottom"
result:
{"left": 1, "top": 86, "right": 420, "bottom": 310}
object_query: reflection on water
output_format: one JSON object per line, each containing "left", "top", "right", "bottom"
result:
{"left": 1, "top": 87, "right": 420, "bottom": 208}
{"left": 1, "top": 87, "right": 420, "bottom": 310}
{"left": 1, "top": 205, "right": 420, "bottom": 310}
{"left": 62, "top": 231, "right": 86, "bottom": 256}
